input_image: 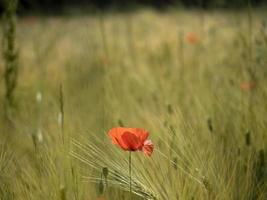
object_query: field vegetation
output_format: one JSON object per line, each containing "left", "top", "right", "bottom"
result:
{"left": 0, "top": 6, "right": 267, "bottom": 200}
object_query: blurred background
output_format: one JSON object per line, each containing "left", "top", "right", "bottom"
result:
{"left": 0, "top": 0, "right": 266, "bottom": 199}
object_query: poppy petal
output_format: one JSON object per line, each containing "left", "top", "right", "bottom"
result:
{"left": 108, "top": 127, "right": 129, "bottom": 150}
{"left": 108, "top": 127, "right": 152, "bottom": 154}
{"left": 132, "top": 128, "right": 149, "bottom": 145}
{"left": 121, "top": 132, "right": 141, "bottom": 151}
{"left": 114, "top": 137, "right": 129, "bottom": 150}
{"left": 142, "top": 139, "right": 154, "bottom": 156}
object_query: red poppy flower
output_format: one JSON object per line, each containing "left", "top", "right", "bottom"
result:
{"left": 186, "top": 32, "right": 199, "bottom": 44}
{"left": 108, "top": 127, "right": 154, "bottom": 156}
{"left": 240, "top": 82, "right": 256, "bottom": 90}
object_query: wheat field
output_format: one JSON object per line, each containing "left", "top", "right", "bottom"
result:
{"left": 0, "top": 7, "right": 266, "bottom": 200}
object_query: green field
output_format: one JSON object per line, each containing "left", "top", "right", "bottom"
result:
{"left": 0, "top": 8, "right": 267, "bottom": 200}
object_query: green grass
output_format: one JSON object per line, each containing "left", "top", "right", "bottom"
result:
{"left": 0, "top": 7, "right": 267, "bottom": 200}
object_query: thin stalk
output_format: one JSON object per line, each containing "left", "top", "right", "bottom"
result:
{"left": 247, "top": 0, "right": 254, "bottom": 124}
{"left": 129, "top": 151, "right": 132, "bottom": 200}
{"left": 59, "top": 83, "right": 64, "bottom": 144}
{"left": 99, "top": 12, "right": 108, "bottom": 58}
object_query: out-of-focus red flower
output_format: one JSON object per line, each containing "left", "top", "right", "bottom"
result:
{"left": 240, "top": 82, "right": 256, "bottom": 90}
{"left": 186, "top": 32, "right": 199, "bottom": 44}
{"left": 108, "top": 127, "right": 154, "bottom": 156}
{"left": 21, "top": 16, "right": 38, "bottom": 25}
{"left": 101, "top": 57, "right": 109, "bottom": 65}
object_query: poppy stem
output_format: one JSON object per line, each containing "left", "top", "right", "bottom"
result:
{"left": 129, "top": 151, "right": 132, "bottom": 200}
